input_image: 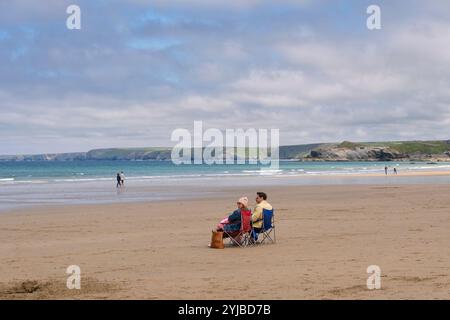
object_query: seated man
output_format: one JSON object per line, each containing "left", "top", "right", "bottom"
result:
{"left": 251, "top": 192, "right": 273, "bottom": 238}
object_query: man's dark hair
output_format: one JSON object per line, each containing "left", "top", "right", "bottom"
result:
{"left": 256, "top": 192, "right": 267, "bottom": 200}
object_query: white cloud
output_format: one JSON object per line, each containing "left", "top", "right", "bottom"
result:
{"left": 1, "top": 1, "right": 450, "bottom": 153}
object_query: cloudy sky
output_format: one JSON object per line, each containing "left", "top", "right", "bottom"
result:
{"left": 1, "top": 0, "right": 450, "bottom": 154}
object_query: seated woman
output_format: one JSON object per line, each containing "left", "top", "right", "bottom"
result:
{"left": 216, "top": 197, "right": 249, "bottom": 239}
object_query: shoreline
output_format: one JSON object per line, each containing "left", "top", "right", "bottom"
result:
{"left": 1, "top": 168, "right": 450, "bottom": 183}
{"left": 1, "top": 170, "right": 450, "bottom": 213}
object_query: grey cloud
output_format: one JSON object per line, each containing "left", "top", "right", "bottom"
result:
{"left": 1, "top": 1, "right": 450, "bottom": 153}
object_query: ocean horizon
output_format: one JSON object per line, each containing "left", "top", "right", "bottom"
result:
{"left": 2, "top": 159, "right": 450, "bottom": 184}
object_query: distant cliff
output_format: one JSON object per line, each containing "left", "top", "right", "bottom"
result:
{"left": 0, "top": 148, "right": 172, "bottom": 161}
{"left": 1, "top": 140, "right": 449, "bottom": 162}
{"left": 0, "top": 152, "right": 88, "bottom": 161}
{"left": 85, "top": 148, "right": 172, "bottom": 160}
{"left": 304, "top": 140, "right": 450, "bottom": 162}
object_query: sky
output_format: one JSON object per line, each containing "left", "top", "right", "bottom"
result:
{"left": 1, "top": 0, "right": 450, "bottom": 154}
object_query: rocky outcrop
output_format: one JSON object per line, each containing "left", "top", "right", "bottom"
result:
{"left": 305, "top": 146, "right": 403, "bottom": 161}
{"left": 306, "top": 144, "right": 450, "bottom": 162}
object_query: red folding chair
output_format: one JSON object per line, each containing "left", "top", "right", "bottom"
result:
{"left": 223, "top": 209, "right": 253, "bottom": 247}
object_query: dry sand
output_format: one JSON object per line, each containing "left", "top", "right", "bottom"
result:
{"left": 1, "top": 184, "right": 450, "bottom": 299}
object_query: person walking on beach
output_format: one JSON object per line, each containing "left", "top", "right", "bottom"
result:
{"left": 120, "top": 171, "right": 125, "bottom": 187}
{"left": 394, "top": 167, "right": 398, "bottom": 175}
{"left": 385, "top": 166, "right": 388, "bottom": 175}
{"left": 116, "top": 172, "right": 122, "bottom": 188}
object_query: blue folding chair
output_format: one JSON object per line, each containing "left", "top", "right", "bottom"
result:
{"left": 252, "top": 208, "right": 275, "bottom": 244}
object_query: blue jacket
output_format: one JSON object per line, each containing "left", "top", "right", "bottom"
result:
{"left": 223, "top": 209, "right": 242, "bottom": 233}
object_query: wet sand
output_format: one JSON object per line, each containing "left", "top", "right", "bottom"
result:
{"left": 1, "top": 184, "right": 450, "bottom": 299}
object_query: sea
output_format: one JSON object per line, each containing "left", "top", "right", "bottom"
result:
{"left": 1, "top": 160, "right": 450, "bottom": 211}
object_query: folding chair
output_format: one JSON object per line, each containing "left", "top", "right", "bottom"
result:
{"left": 252, "top": 208, "right": 275, "bottom": 244}
{"left": 223, "top": 209, "right": 253, "bottom": 248}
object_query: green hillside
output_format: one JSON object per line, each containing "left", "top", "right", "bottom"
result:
{"left": 1, "top": 140, "right": 449, "bottom": 161}
{"left": 337, "top": 140, "right": 450, "bottom": 154}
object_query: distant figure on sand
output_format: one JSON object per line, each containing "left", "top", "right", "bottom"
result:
{"left": 120, "top": 171, "right": 125, "bottom": 186}
{"left": 116, "top": 173, "right": 122, "bottom": 188}
{"left": 394, "top": 167, "right": 398, "bottom": 175}
{"left": 385, "top": 166, "right": 388, "bottom": 175}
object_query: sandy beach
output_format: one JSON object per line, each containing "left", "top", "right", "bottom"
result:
{"left": 4, "top": 0, "right": 450, "bottom": 305}
{"left": 1, "top": 182, "right": 449, "bottom": 300}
